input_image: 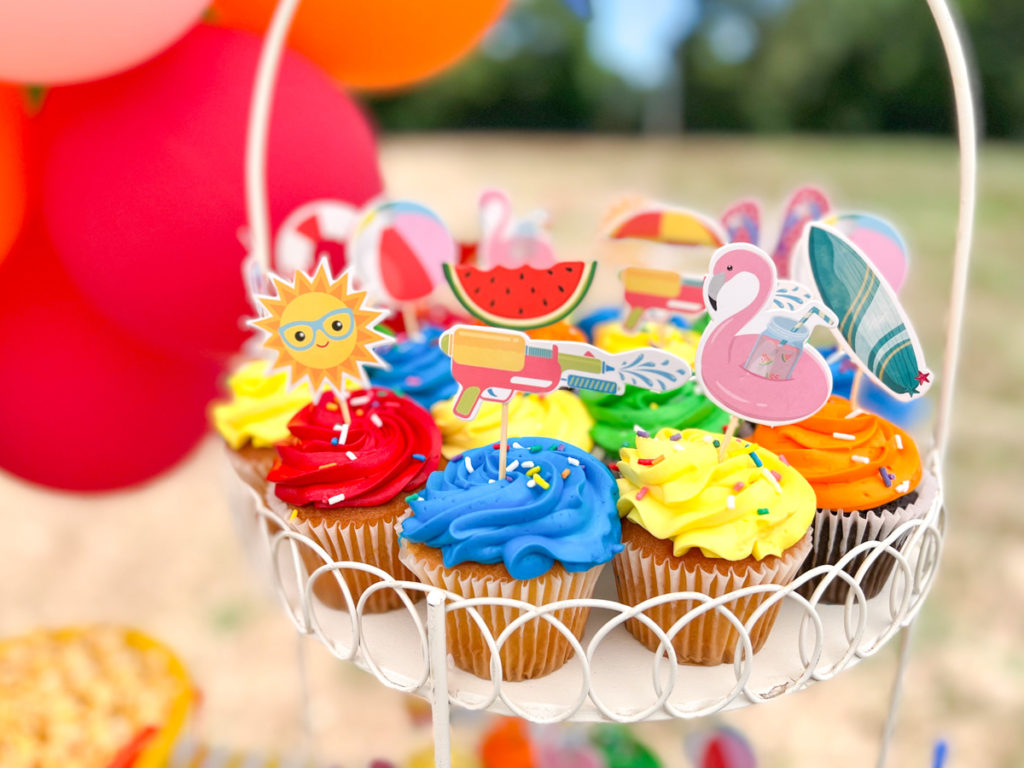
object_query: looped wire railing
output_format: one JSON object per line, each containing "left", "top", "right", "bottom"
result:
{"left": 230, "top": 468, "right": 944, "bottom": 725}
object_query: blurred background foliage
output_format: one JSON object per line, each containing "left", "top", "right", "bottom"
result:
{"left": 367, "top": 0, "right": 1021, "bottom": 138}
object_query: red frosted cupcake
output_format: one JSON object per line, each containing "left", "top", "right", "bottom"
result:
{"left": 267, "top": 387, "right": 441, "bottom": 612}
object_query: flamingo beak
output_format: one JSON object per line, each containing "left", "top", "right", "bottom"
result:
{"left": 706, "top": 272, "right": 726, "bottom": 312}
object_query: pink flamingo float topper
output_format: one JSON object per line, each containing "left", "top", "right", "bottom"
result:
{"left": 477, "top": 189, "right": 557, "bottom": 269}
{"left": 696, "top": 243, "right": 838, "bottom": 426}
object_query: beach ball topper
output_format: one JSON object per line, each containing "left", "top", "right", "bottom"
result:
{"left": 250, "top": 260, "right": 389, "bottom": 392}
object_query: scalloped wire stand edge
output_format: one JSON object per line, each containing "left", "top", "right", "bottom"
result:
{"left": 239, "top": 0, "right": 977, "bottom": 765}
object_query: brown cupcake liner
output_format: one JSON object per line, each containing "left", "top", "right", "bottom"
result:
{"left": 613, "top": 525, "right": 811, "bottom": 665}
{"left": 795, "top": 469, "right": 938, "bottom": 604}
{"left": 399, "top": 541, "right": 602, "bottom": 682}
{"left": 268, "top": 494, "right": 423, "bottom": 614}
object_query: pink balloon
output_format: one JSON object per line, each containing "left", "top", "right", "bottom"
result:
{"left": 0, "top": 0, "right": 209, "bottom": 85}
{"left": 40, "top": 25, "right": 383, "bottom": 362}
{"left": 0, "top": 222, "right": 220, "bottom": 491}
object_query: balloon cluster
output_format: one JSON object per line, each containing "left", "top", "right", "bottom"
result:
{"left": 0, "top": 1, "right": 507, "bottom": 491}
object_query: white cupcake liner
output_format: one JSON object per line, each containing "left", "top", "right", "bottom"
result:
{"left": 268, "top": 492, "right": 421, "bottom": 614}
{"left": 400, "top": 544, "right": 602, "bottom": 681}
{"left": 612, "top": 530, "right": 812, "bottom": 665}
{"left": 797, "top": 468, "right": 938, "bottom": 603}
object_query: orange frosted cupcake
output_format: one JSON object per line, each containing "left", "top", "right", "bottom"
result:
{"left": 751, "top": 396, "right": 935, "bottom": 603}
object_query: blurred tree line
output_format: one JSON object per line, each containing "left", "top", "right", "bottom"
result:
{"left": 367, "top": 0, "right": 1021, "bottom": 138}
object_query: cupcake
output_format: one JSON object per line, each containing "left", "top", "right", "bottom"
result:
{"left": 751, "top": 395, "right": 933, "bottom": 603}
{"left": 268, "top": 387, "right": 441, "bottom": 613}
{"left": 431, "top": 391, "right": 594, "bottom": 460}
{"left": 591, "top": 320, "right": 701, "bottom": 362}
{"left": 209, "top": 360, "right": 312, "bottom": 497}
{"left": 614, "top": 428, "right": 815, "bottom": 665}
{"left": 399, "top": 438, "right": 621, "bottom": 681}
{"left": 367, "top": 324, "right": 458, "bottom": 410}
{"left": 578, "top": 383, "right": 730, "bottom": 457}
{"left": 526, "top": 320, "right": 588, "bottom": 343}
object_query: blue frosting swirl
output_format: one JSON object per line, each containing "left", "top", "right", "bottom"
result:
{"left": 401, "top": 437, "right": 621, "bottom": 580}
{"left": 368, "top": 324, "right": 457, "bottom": 409}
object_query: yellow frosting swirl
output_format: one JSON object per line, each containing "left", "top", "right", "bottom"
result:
{"left": 210, "top": 361, "right": 312, "bottom": 450}
{"left": 431, "top": 391, "right": 594, "bottom": 459}
{"left": 592, "top": 321, "right": 700, "bottom": 366}
{"left": 616, "top": 428, "right": 815, "bottom": 561}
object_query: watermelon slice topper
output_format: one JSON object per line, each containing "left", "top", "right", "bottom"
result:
{"left": 349, "top": 200, "right": 457, "bottom": 304}
{"left": 444, "top": 261, "right": 596, "bottom": 331}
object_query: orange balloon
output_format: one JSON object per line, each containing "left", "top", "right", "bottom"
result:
{"left": 0, "top": 86, "right": 27, "bottom": 266}
{"left": 212, "top": 0, "right": 508, "bottom": 91}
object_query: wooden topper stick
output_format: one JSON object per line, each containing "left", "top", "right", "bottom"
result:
{"left": 497, "top": 400, "right": 510, "bottom": 480}
{"left": 719, "top": 414, "right": 740, "bottom": 462}
{"left": 849, "top": 369, "right": 864, "bottom": 411}
{"left": 402, "top": 303, "right": 422, "bottom": 342}
{"left": 338, "top": 377, "right": 351, "bottom": 424}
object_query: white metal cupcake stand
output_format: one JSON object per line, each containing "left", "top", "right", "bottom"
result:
{"left": 238, "top": 1, "right": 977, "bottom": 765}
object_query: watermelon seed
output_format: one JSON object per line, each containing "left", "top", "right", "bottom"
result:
{"left": 542, "top": 299, "right": 548, "bottom": 307}
{"left": 547, "top": 269, "right": 554, "bottom": 275}
{"left": 473, "top": 288, "right": 480, "bottom": 295}
{"left": 558, "top": 285, "right": 565, "bottom": 292}
{"left": 489, "top": 301, "right": 495, "bottom": 308}
{"left": 490, "top": 276, "right": 495, "bottom": 283}
{"left": 518, "top": 308, "right": 523, "bottom": 314}
{"left": 530, "top": 287, "right": 536, "bottom": 293}
{"left": 505, "top": 287, "right": 510, "bottom": 294}
{"left": 519, "top": 273, "right": 524, "bottom": 280}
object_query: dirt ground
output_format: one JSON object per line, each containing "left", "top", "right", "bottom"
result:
{"left": 2, "top": 135, "right": 1022, "bottom": 767}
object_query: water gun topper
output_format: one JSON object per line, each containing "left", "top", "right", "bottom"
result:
{"left": 440, "top": 325, "right": 691, "bottom": 421}
{"left": 250, "top": 259, "right": 390, "bottom": 409}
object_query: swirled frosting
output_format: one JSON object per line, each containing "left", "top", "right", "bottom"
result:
{"left": 270, "top": 387, "right": 441, "bottom": 508}
{"left": 751, "top": 396, "right": 922, "bottom": 511}
{"left": 579, "top": 383, "right": 729, "bottom": 453}
{"left": 431, "top": 391, "right": 594, "bottom": 460}
{"left": 401, "top": 438, "right": 621, "bottom": 579}
{"left": 367, "top": 324, "right": 458, "bottom": 409}
{"left": 616, "top": 428, "right": 815, "bottom": 560}
{"left": 592, "top": 321, "right": 701, "bottom": 365}
{"left": 525, "top": 321, "right": 587, "bottom": 343}
{"left": 210, "top": 360, "right": 312, "bottom": 450}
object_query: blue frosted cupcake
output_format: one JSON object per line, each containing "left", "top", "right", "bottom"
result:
{"left": 367, "top": 325, "right": 457, "bottom": 409}
{"left": 400, "top": 437, "right": 620, "bottom": 680}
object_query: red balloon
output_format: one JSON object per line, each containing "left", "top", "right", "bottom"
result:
{"left": 0, "top": 222, "right": 220, "bottom": 491}
{"left": 39, "top": 25, "right": 383, "bottom": 362}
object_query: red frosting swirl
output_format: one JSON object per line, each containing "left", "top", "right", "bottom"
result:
{"left": 270, "top": 388, "right": 441, "bottom": 508}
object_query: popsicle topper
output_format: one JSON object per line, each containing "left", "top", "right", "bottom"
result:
{"left": 349, "top": 199, "right": 457, "bottom": 305}
{"left": 440, "top": 325, "right": 691, "bottom": 421}
{"left": 618, "top": 266, "right": 706, "bottom": 331}
{"left": 250, "top": 260, "right": 389, "bottom": 393}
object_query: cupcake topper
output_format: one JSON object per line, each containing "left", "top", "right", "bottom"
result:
{"left": 250, "top": 259, "right": 390, "bottom": 423}
{"left": 440, "top": 324, "right": 691, "bottom": 477}
{"left": 617, "top": 266, "right": 706, "bottom": 332}
{"left": 348, "top": 199, "right": 457, "bottom": 339}
{"left": 478, "top": 189, "right": 557, "bottom": 269}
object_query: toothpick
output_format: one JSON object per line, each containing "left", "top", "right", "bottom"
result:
{"left": 849, "top": 369, "right": 864, "bottom": 412}
{"left": 402, "top": 303, "right": 422, "bottom": 342}
{"left": 719, "top": 415, "right": 740, "bottom": 461}
{"left": 497, "top": 400, "right": 510, "bottom": 480}
{"left": 328, "top": 378, "right": 351, "bottom": 424}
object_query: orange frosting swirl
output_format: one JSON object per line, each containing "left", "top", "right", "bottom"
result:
{"left": 750, "top": 396, "right": 921, "bottom": 511}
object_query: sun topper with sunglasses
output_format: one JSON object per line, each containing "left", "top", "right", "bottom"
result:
{"left": 250, "top": 260, "right": 390, "bottom": 401}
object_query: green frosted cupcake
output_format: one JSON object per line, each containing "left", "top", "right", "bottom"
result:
{"left": 578, "top": 382, "right": 730, "bottom": 455}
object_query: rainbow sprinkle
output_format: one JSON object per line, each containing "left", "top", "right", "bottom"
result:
{"left": 649, "top": 402, "right": 659, "bottom": 410}
{"left": 561, "top": 468, "right": 571, "bottom": 479}
{"left": 464, "top": 456, "right": 474, "bottom": 473}
{"left": 726, "top": 495, "right": 736, "bottom": 510}
{"left": 370, "top": 413, "right": 383, "bottom": 428}
{"left": 526, "top": 466, "right": 541, "bottom": 477}
{"left": 634, "top": 425, "right": 650, "bottom": 438}
{"left": 506, "top": 460, "right": 520, "bottom": 473}
{"left": 327, "top": 492, "right": 346, "bottom": 504}
{"left": 512, "top": 442, "right": 524, "bottom": 449}
{"left": 325, "top": 402, "right": 339, "bottom": 412}
{"left": 289, "top": 509, "right": 298, "bottom": 521}
{"left": 669, "top": 432, "right": 682, "bottom": 441}
{"left": 733, "top": 481, "right": 745, "bottom": 491}
{"left": 638, "top": 455, "right": 664, "bottom": 466}
{"left": 331, "top": 438, "right": 339, "bottom": 445}
{"left": 757, "top": 508, "right": 770, "bottom": 516}
{"left": 346, "top": 451, "right": 357, "bottom": 461}
{"left": 567, "top": 457, "right": 580, "bottom": 466}
{"left": 411, "top": 453, "right": 426, "bottom": 462}
{"left": 895, "top": 434, "right": 904, "bottom": 450}
{"left": 762, "top": 467, "right": 782, "bottom": 494}
{"left": 778, "top": 454, "right": 790, "bottom": 466}
{"left": 833, "top": 431, "right": 856, "bottom": 441}
{"left": 851, "top": 455, "right": 870, "bottom": 464}
{"left": 879, "top": 467, "right": 893, "bottom": 487}
{"left": 405, "top": 493, "right": 421, "bottom": 503}
{"left": 319, "top": 462, "right": 337, "bottom": 469}
{"left": 349, "top": 394, "right": 372, "bottom": 407}
{"left": 521, "top": 461, "right": 535, "bottom": 468}
{"left": 895, "top": 480, "right": 910, "bottom": 493}
{"left": 845, "top": 409, "right": 864, "bottom": 419}
{"left": 530, "top": 444, "right": 542, "bottom": 453}
{"left": 749, "top": 451, "right": 764, "bottom": 468}
{"left": 526, "top": 479, "right": 537, "bottom": 488}
{"left": 636, "top": 486, "right": 649, "bottom": 501}
{"left": 534, "top": 475, "right": 550, "bottom": 490}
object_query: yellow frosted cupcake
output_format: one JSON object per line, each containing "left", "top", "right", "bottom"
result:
{"left": 430, "top": 391, "right": 594, "bottom": 459}
{"left": 614, "top": 428, "right": 815, "bottom": 665}
{"left": 210, "top": 360, "right": 311, "bottom": 496}
{"left": 592, "top": 321, "right": 700, "bottom": 365}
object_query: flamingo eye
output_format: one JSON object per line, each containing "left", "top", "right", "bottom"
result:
{"left": 726, "top": 265, "right": 733, "bottom": 271}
